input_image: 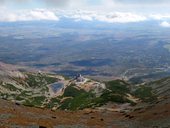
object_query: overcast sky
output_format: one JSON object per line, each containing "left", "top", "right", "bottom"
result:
{"left": 0, "top": 0, "right": 169, "bottom": 13}
{"left": 0, "top": 0, "right": 170, "bottom": 25}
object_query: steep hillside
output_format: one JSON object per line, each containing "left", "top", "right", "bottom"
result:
{"left": 0, "top": 76, "right": 170, "bottom": 128}
{"left": 0, "top": 62, "right": 170, "bottom": 127}
{"left": 149, "top": 77, "right": 170, "bottom": 98}
{"left": 0, "top": 98, "right": 123, "bottom": 128}
{"left": 0, "top": 62, "right": 61, "bottom": 108}
{"left": 126, "top": 77, "right": 170, "bottom": 128}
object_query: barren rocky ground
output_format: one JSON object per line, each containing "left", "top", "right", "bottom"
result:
{"left": 0, "top": 99, "right": 121, "bottom": 128}
{"left": 0, "top": 98, "right": 170, "bottom": 128}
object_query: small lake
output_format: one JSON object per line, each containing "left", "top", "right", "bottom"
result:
{"left": 51, "top": 82, "right": 64, "bottom": 92}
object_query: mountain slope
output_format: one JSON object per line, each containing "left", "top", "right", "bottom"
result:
{"left": 0, "top": 62, "right": 136, "bottom": 111}
{"left": 0, "top": 76, "right": 170, "bottom": 128}
{"left": 0, "top": 62, "right": 170, "bottom": 127}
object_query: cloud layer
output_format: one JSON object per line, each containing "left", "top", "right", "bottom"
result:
{"left": 0, "top": 9, "right": 147, "bottom": 23}
{"left": 63, "top": 11, "right": 147, "bottom": 23}
{"left": 0, "top": 9, "right": 59, "bottom": 22}
{"left": 0, "top": 8, "right": 170, "bottom": 25}
{"left": 160, "top": 21, "right": 170, "bottom": 27}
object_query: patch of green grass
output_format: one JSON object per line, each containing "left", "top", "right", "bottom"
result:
{"left": 59, "top": 84, "right": 96, "bottom": 110}
{"left": 59, "top": 80, "right": 135, "bottom": 110}
{"left": 59, "top": 98, "right": 73, "bottom": 110}
{"left": 133, "top": 85, "right": 157, "bottom": 102}
{"left": 46, "top": 98, "right": 60, "bottom": 108}
{"left": 62, "top": 84, "right": 86, "bottom": 97}
{"left": 105, "top": 80, "right": 130, "bottom": 94}
{"left": 58, "top": 79, "right": 136, "bottom": 110}
{"left": 99, "top": 80, "right": 134, "bottom": 104}
{"left": 26, "top": 73, "right": 58, "bottom": 88}
{"left": 14, "top": 91, "right": 31, "bottom": 101}
{"left": 0, "top": 93, "right": 8, "bottom": 99}
{"left": 1, "top": 83, "right": 20, "bottom": 91}
{"left": 59, "top": 92, "right": 94, "bottom": 110}
{"left": 31, "top": 96, "right": 46, "bottom": 106}
{"left": 19, "top": 91, "right": 32, "bottom": 97}
{"left": 92, "top": 89, "right": 135, "bottom": 106}
{"left": 23, "top": 100, "right": 34, "bottom": 107}
{"left": 15, "top": 96, "right": 24, "bottom": 101}
{"left": 23, "top": 96, "right": 46, "bottom": 107}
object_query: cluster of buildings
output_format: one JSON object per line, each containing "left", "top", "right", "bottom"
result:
{"left": 74, "top": 74, "right": 86, "bottom": 84}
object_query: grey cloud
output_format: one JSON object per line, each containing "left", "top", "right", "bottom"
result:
{"left": 43, "top": 0, "right": 70, "bottom": 7}
{"left": 0, "top": 0, "right": 70, "bottom": 6}
{"left": 115, "top": 0, "right": 169, "bottom": 4}
{"left": 0, "top": 0, "right": 73, "bottom": 9}
{"left": 0, "top": 0, "right": 170, "bottom": 5}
